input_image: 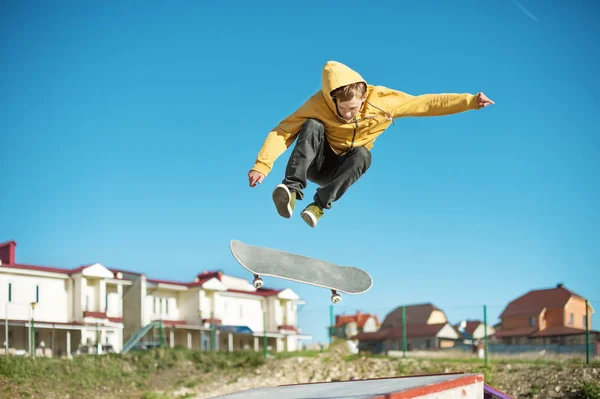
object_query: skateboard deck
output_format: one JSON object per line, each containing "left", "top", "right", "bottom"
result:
{"left": 229, "top": 239, "right": 372, "bottom": 303}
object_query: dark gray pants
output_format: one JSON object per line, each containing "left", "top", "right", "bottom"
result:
{"left": 282, "top": 119, "right": 372, "bottom": 209}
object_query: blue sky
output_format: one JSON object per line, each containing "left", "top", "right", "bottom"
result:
{"left": 1, "top": 1, "right": 599, "bottom": 345}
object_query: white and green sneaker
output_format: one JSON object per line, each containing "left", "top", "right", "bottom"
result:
{"left": 301, "top": 202, "right": 324, "bottom": 227}
{"left": 272, "top": 184, "right": 296, "bottom": 218}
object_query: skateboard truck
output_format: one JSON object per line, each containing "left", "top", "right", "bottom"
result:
{"left": 330, "top": 289, "right": 341, "bottom": 304}
{"left": 254, "top": 274, "right": 341, "bottom": 303}
{"left": 253, "top": 274, "right": 264, "bottom": 289}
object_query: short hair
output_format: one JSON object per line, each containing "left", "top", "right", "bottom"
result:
{"left": 330, "top": 82, "right": 367, "bottom": 103}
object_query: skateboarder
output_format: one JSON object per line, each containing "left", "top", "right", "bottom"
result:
{"left": 247, "top": 61, "right": 495, "bottom": 227}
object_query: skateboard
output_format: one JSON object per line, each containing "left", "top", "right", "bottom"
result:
{"left": 229, "top": 239, "right": 372, "bottom": 304}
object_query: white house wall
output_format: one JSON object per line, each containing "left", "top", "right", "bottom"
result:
{"left": 473, "top": 324, "right": 495, "bottom": 340}
{"left": 0, "top": 272, "right": 70, "bottom": 323}
{"left": 437, "top": 323, "right": 461, "bottom": 340}
{"left": 147, "top": 289, "right": 181, "bottom": 321}
{"left": 106, "top": 284, "right": 121, "bottom": 319}
{"left": 220, "top": 294, "right": 264, "bottom": 332}
{"left": 275, "top": 299, "right": 283, "bottom": 326}
{"left": 180, "top": 289, "right": 200, "bottom": 323}
{"left": 363, "top": 317, "right": 378, "bottom": 333}
{"left": 428, "top": 310, "right": 447, "bottom": 324}
{"left": 284, "top": 301, "right": 297, "bottom": 325}
{"left": 220, "top": 275, "right": 253, "bottom": 291}
{"left": 266, "top": 297, "right": 277, "bottom": 331}
{"left": 199, "top": 289, "right": 212, "bottom": 319}
{"left": 83, "top": 277, "right": 97, "bottom": 312}
{"left": 73, "top": 275, "right": 83, "bottom": 322}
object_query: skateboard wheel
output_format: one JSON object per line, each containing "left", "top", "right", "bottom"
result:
{"left": 331, "top": 293, "right": 341, "bottom": 304}
{"left": 253, "top": 277, "right": 264, "bottom": 289}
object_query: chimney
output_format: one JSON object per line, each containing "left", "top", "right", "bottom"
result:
{"left": 0, "top": 241, "right": 17, "bottom": 265}
{"left": 556, "top": 283, "right": 564, "bottom": 288}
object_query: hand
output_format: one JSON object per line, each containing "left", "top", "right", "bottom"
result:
{"left": 477, "top": 92, "right": 495, "bottom": 109}
{"left": 248, "top": 170, "right": 265, "bottom": 187}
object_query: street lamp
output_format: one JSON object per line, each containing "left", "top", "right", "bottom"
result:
{"left": 30, "top": 302, "right": 36, "bottom": 358}
{"left": 197, "top": 309, "right": 202, "bottom": 350}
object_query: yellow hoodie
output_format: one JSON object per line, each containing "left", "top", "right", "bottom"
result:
{"left": 251, "top": 61, "right": 481, "bottom": 176}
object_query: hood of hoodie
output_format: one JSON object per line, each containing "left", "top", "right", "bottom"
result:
{"left": 321, "top": 61, "right": 367, "bottom": 116}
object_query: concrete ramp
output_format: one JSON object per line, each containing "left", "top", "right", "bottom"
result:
{"left": 211, "top": 373, "right": 487, "bottom": 398}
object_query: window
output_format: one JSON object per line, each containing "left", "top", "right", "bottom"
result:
{"left": 8, "top": 283, "right": 11, "bottom": 302}
{"left": 165, "top": 298, "right": 169, "bottom": 315}
{"left": 569, "top": 313, "right": 574, "bottom": 326}
{"left": 36, "top": 285, "right": 39, "bottom": 303}
{"left": 105, "top": 292, "right": 108, "bottom": 312}
{"left": 154, "top": 297, "right": 158, "bottom": 314}
{"left": 529, "top": 317, "right": 535, "bottom": 327}
{"left": 85, "top": 295, "right": 89, "bottom": 311}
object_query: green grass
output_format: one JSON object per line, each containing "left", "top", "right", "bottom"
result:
{"left": 0, "top": 348, "right": 265, "bottom": 398}
{"left": 272, "top": 350, "right": 321, "bottom": 359}
{"left": 574, "top": 382, "right": 600, "bottom": 399}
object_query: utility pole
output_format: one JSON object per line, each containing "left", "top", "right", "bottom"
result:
{"left": 484, "top": 305, "right": 488, "bottom": 367}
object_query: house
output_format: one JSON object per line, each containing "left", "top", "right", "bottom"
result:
{"left": 122, "top": 269, "right": 310, "bottom": 353}
{"left": 0, "top": 240, "right": 129, "bottom": 357}
{"left": 0, "top": 239, "right": 311, "bottom": 357}
{"left": 494, "top": 283, "right": 598, "bottom": 346}
{"left": 454, "top": 320, "right": 495, "bottom": 345}
{"left": 331, "top": 310, "right": 380, "bottom": 340}
{"left": 353, "top": 303, "right": 460, "bottom": 354}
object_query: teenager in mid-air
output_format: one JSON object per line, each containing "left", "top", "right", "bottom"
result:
{"left": 247, "top": 61, "right": 495, "bottom": 227}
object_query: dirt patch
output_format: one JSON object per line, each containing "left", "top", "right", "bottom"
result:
{"left": 188, "top": 350, "right": 600, "bottom": 399}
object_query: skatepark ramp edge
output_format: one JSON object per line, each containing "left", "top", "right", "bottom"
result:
{"left": 210, "top": 372, "right": 514, "bottom": 398}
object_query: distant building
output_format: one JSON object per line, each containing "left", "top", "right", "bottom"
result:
{"left": 330, "top": 310, "right": 380, "bottom": 340}
{"left": 353, "top": 303, "right": 460, "bottom": 353}
{"left": 454, "top": 320, "right": 495, "bottom": 345}
{"left": 0, "top": 239, "right": 311, "bottom": 357}
{"left": 494, "top": 283, "right": 598, "bottom": 346}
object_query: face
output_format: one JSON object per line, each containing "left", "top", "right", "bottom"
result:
{"left": 336, "top": 94, "right": 366, "bottom": 121}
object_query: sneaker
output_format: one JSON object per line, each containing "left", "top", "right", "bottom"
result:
{"left": 301, "top": 203, "right": 324, "bottom": 228}
{"left": 272, "top": 184, "right": 296, "bottom": 218}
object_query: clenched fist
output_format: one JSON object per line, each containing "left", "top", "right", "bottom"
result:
{"left": 248, "top": 170, "right": 265, "bottom": 187}
{"left": 476, "top": 92, "right": 495, "bottom": 109}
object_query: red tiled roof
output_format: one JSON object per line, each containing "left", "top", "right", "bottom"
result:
{"left": 493, "top": 325, "right": 599, "bottom": 338}
{"left": 3, "top": 262, "right": 139, "bottom": 281}
{"left": 493, "top": 327, "right": 537, "bottom": 338}
{"left": 353, "top": 323, "right": 448, "bottom": 341}
{"left": 147, "top": 270, "right": 225, "bottom": 288}
{"left": 335, "top": 311, "right": 380, "bottom": 328}
{"left": 3, "top": 263, "right": 75, "bottom": 275}
{"left": 5, "top": 318, "right": 85, "bottom": 326}
{"left": 530, "top": 326, "right": 593, "bottom": 337}
{"left": 463, "top": 321, "right": 481, "bottom": 336}
{"left": 500, "top": 284, "right": 582, "bottom": 318}
{"left": 381, "top": 303, "right": 444, "bottom": 328}
{"left": 197, "top": 270, "right": 223, "bottom": 281}
{"left": 227, "top": 288, "right": 282, "bottom": 297}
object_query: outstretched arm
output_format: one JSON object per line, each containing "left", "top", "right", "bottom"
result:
{"left": 380, "top": 87, "right": 494, "bottom": 119}
{"left": 249, "top": 92, "right": 323, "bottom": 180}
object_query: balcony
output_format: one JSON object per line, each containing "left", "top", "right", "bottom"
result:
{"left": 83, "top": 311, "right": 123, "bottom": 323}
